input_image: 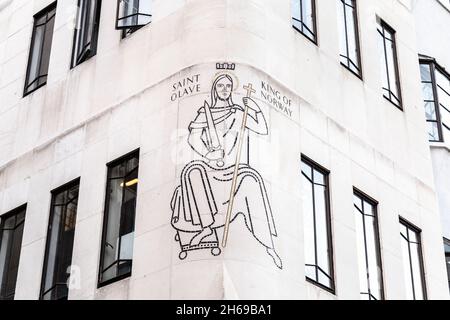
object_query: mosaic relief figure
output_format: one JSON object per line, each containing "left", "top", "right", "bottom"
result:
{"left": 171, "top": 71, "right": 283, "bottom": 270}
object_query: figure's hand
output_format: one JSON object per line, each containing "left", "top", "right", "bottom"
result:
{"left": 206, "top": 149, "right": 225, "bottom": 161}
{"left": 243, "top": 97, "right": 262, "bottom": 113}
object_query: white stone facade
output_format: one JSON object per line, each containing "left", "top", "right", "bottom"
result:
{"left": 0, "top": 0, "right": 449, "bottom": 300}
{"left": 413, "top": 0, "right": 450, "bottom": 241}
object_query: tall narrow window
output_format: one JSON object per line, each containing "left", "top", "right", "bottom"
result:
{"left": 301, "top": 156, "right": 334, "bottom": 292}
{"left": 71, "top": 0, "right": 102, "bottom": 68}
{"left": 116, "top": 0, "right": 152, "bottom": 37}
{"left": 377, "top": 18, "right": 402, "bottom": 109}
{"left": 0, "top": 206, "right": 26, "bottom": 301}
{"left": 24, "top": 3, "right": 57, "bottom": 96}
{"left": 419, "top": 59, "right": 450, "bottom": 143}
{"left": 400, "top": 219, "right": 427, "bottom": 300}
{"left": 99, "top": 150, "right": 139, "bottom": 287}
{"left": 444, "top": 238, "right": 450, "bottom": 293}
{"left": 40, "top": 180, "right": 80, "bottom": 300}
{"left": 353, "top": 190, "right": 384, "bottom": 300}
{"left": 291, "top": 0, "right": 317, "bottom": 43}
{"left": 338, "top": 0, "right": 362, "bottom": 77}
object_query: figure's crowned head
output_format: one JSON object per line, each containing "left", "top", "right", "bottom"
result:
{"left": 211, "top": 74, "right": 234, "bottom": 108}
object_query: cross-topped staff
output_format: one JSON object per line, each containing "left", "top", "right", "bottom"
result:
{"left": 222, "top": 83, "right": 256, "bottom": 248}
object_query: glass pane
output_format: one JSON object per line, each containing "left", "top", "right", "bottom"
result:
{"left": 43, "top": 206, "right": 62, "bottom": 292}
{"left": 117, "top": 0, "right": 151, "bottom": 29}
{"left": 0, "top": 208, "right": 26, "bottom": 300}
{"left": 354, "top": 208, "right": 369, "bottom": 295}
{"left": 401, "top": 236, "right": 414, "bottom": 300}
{"left": 26, "top": 25, "right": 45, "bottom": 92}
{"left": 420, "top": 64, "right": 431, "bottom": 82}
{"left": 305, "top": 265, "right": 316, "bottom": 280}
{"left": 39, "top": 12, "right": 56, "bottom": 79}
{"left": 378, "top": 28, "right": 389, "bottom": 94}
{"left": 291, "top": 0, "right": 301, "bottom": 20}
{"left": 422, "top": 83, "right": 435, "bottom": 101}
{"left": 386, "top": 39, "right": 398, "bottom": 98}
{"left": 41, "top": 183, "right": 79, "bottom": 300}
{"left": 138, "top": 0, "right": 152, "bottom": 25}
{"left": 301, "top": 161, "right": 312, "bottom": 181}
{"left": 314, "top": 184, "right": 331, "bottom": 281}
{"left": 302, "top": 175, "right": 315, "bottom": 267}
{"left": 100, "top": 152, "right": 139, "bottom": 284}
{"left": 292, "top": 0, "right": 315, "bottom": 41}
{"left": 436, "top": 70, "right": 450, "bottom": 94}
{"left": 102, "top": 178, "right": 123, "bottom": 275}
{"left": 424, "top": 102, "right": 437, "bottom": 121}
{"left": 410, "top": 242, "right": 425, "bottom": 300}
{"left": 365, "top": 215, "right": 382, "bottom": 300}
{"left": 428, "top": 122, "right": 440, "bottom": 141}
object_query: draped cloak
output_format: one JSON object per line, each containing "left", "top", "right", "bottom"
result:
{"left": 171, "top": 103, "right": 278, "bottom": 248}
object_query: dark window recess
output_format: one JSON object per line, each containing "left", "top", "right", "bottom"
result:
{"left": 98, "top": 150, "right": 139, "bottom": 287}
{"left": 377, "top": 18, "right": 402, "bottom": 109}
{"left": 116, "top": 0, "right": 152, "bottom": 37}
{"left": 0, "top": 206, "right": 26, "bottom": 301}
{"left": 71, "top": 0, "right": 102, "bottom": 68}
{"left": 291, "top": 0, "right": 317, "bottom": 44}
{"left": 338, "top": 0, "right": 362, "bottom": 77}
{"left": 24, "top": 2, "right": 57, "bottom": 96}
{"left": 419, "top": 59, "right": 450, "bottom": 143}
{"left": 40, "top": 180, "right": 80, "bottom": 300}
{"left": 301, "top": 156, "right": 335, "bottom": 292}
{"left": 353, "top": 190, "right": 384, "bottom": 300}
{"left": 400, "top": 219, "right": 427, "bottom": 300}
{"left": 444, "top": 238, "right": 450, "bottom": 294}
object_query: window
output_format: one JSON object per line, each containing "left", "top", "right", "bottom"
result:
{"left": 353, "top": 190, "right": 384, "bottom": 300}
{"left": 338, "top": 0, "right": 362, "bottom": 77}
{"left": 444, "top": 238, "right": 450, "bottom": 293}
{"left": 99, "top": 150, "right": 139, "bottom": 287}
{"left": 71, "top": 0, "right": 102, "bottom": 68}
{"left": 0, "top": 206, "right": 26, "bottom": 300}
{"left": 291, "top": 0, "right": 317, "bottom": 43}
{"left": 400, "top": 219, "right": 427, "bottom": 300}
{"left": 116, "top": 0, "right": 152, "bottom": 37}
{"left": 301, "top": 156, "right": 334, "bottom": 292}
{"left": 40, "top": 180, "right": 80, "bottom": 300}
{"left": 377, "top": 18, "right": 402, "bottom": 109}
{"left": 419, "top": 59, "right": 450, "bottom": 143}
{"left": 24, "top": 3, "right": 57, "bottom": 96}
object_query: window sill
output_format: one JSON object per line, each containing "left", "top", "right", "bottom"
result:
{"left": 306, "top": 277, "right": 336, "bottom": 296}
{"left": 340, "top": 62, "right": 363, "bottom": 81}
{"left": 430, "top": 142, "right": 450, "bottom": 154}
{"left": 292, "top": 26, "right": 317, "bottom": 46}
{"left": 383, "top": 95, "right": 403, "bottom": 111}
{"left": 97, "top": 272, "right": 132, "bottom": 289}
{"left": 23, "top": 82, "right": 47, "bottom": 98}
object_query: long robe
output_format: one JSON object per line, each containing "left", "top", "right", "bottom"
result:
{"left": 171, "top": 102, "right": 278, "bottom": 249}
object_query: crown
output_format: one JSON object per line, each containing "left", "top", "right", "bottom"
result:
{"left": 216, "top": 62, "right": 236, "bottom": 70}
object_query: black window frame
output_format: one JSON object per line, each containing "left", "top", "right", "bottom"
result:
{"left": 419, "top": 57, "right": 450, "bottom": 143}
{"left": 0, "top": 205, "right": 27, "bottom": 301}
{"left": 338, "top": 0, "right": 363, "bottom": 79}
{"left": 377, "top": 18, "right": 403, "bottom": 110}
{"left": 39, "top": 178, "right": 81, "bottom": 301}
{"left": 98, "top": 149, "right": 140, "bottom": 288}
{"left": 399, "top": 217, "right": 427, "bottom": 300}
{"left": 115, "top": 0, "right": 152, "bottom": 37}
{"left": 301, "top": 155, "right": 335, "bottom": 294}
{"left": 70, "top": 0, "right": 102, "bottom": 69}
{"left": 23, "top": 2, "right": 57, "bottom": 97}
{"left": 291, "top": 0, "right": 318, "bottom": 45}
{"left": 353, "top": 188, "right": 385, "bottom": 300}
